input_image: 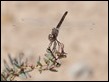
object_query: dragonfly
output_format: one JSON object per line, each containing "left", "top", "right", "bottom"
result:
{"left": 48, "top": 11, "right": 68, "bottom": 42}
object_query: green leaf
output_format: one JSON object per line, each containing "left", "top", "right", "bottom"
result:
{"left": 3, "top": 60, "right": 11, "bottom": 72}
{"left": 37, "top": 56, "right": 42, "bottom": 67}
{"left": 8, "top": 54, "right": 13, "bottom": 65}
{"left": 59, "top": 54, "right": 67, "bottom": 59}
{"left": 19, "top": 69, "right": 31, "bottom": 79}
{"left": 49, "top": 68, "right": 58, "bottom": 72}
{"left": 44, "top": 58, "right": 50, "bottom": 65}
{"left": 45, "top": 53, "right": 53, "bottom": 60}
{"left": 13, "top": 60, "right": 20, "bottom": 68}
{"left": 18, "top": 52, "right": 24, "bottom": 65}
{"left": 38, "top": 66, "right": 43, "bottom": 74}
{"left": 19, "top": 72, "right": 27, "bottom": 79}
{"left": 14, "top": 58, "right": 18, "bottom": 64}
{"left": 37, "top": 62, "right": 42, "bottom": 67}
{"left": 1, "top": 74, "right": 7, "bottom": 81}
{"left": 46, "top": 48, "right": 51, "bottom": 53}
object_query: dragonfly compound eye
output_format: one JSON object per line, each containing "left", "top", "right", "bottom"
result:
{"left": 48, "top": 34, "right": 56, "bottom": 42}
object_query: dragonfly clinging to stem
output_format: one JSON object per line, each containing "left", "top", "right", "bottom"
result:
{"left": 48, "top": 11, "right": 68, "bottom": 42}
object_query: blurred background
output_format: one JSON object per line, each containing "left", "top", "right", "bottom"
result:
{"left": 1, "top": 1, "right": 108, "bottom": 81}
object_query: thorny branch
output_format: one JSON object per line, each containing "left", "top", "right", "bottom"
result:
{"left": 1, "top": 11, "right": 68, "bottom": 81}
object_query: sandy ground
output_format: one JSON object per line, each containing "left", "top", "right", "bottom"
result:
{"left": 1, "top": 1, "right": 108, "bottom": 81}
